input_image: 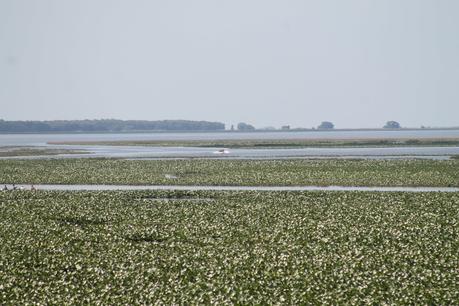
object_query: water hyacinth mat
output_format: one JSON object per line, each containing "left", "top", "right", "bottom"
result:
{"left": 0, "top": 190, "right": 457, "bottom": 304}
{"left": 1, "top": 158, "right": 458, "bottom": 187}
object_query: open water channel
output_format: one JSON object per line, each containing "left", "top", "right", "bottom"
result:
{"left": 1, "top": 130, "right": 459, "bottom": 159}
{"left": 3, "top": 184, "right": 459, "bottom": 193}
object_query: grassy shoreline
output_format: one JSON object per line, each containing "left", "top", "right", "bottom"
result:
{"left": 47, "top": 138, "right": 459, "bottom": 148}
{"left": 0, "top": 146, "right": 88, "bottom": 157}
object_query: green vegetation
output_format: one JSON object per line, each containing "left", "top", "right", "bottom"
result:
{"left": 237, "top": 122, "right": 255, "bottom": 131}
{"left": 0, "top": 147, "right": 88, "bottom": 157}
{"left": 1, "top": 158, "right": 458, "bottom": 187}
{"left": 384, "top": 121, "right": 401, "bottom": 129}
{"left": 48, "top": 138, "right": 459, "bottom": 148}
{"left": 317, "top": 121, "right": 334, "bottom": 129}
{"left": 0, "top": 119, "right": 225, "bottom": 133}
{"left": 0, "top": 190, "right": 457, "bottom": 304}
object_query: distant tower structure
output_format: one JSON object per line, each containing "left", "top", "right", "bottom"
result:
{"left": 231, "top": 124, "right": 235, "bottom": 131}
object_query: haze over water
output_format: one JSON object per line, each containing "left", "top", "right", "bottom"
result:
{"left": 1, "top": 1, "right": 458, "bottom": 128}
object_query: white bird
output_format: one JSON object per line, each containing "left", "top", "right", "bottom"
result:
{"left": 213, "top": 148, "right": 230, "bottom": 155}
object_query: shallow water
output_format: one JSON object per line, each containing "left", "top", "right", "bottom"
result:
{"left": 1, "top": 130, "right": 459, "bottom": 160}
{"left": 3, "top": 184, "right": 458, "bottom": 193}
{"left": 1, "top": 129, "right": 459, "bottom": 146}
{"left": 1, "top": 145, "right": 458, "bottom": 160}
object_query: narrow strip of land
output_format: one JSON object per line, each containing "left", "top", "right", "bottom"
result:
{"left": 3, "top": 184, "right": 458, "bottom": 192}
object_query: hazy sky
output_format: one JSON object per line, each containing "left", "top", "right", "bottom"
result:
{"left": 1, "top": 0, "right": 458, "bottom": 128}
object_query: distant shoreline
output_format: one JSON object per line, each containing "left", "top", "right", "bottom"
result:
{"left": 1, "top": 127, "right": 459, "bottom": 135}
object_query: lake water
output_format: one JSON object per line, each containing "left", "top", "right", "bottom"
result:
{"left": 2, "top": 144, "right": 455, "bottom": 160}
{"left": 1, "top": 129, "right": 459, "bottom": 146}
{"left": 1, "top": 130, "right": 459, "bottom": 159}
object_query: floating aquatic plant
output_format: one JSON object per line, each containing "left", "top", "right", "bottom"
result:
{"left": 0, "top": 158, "right": 458, "bottom": 187}
{"left": 0, "top": 190, "right": 457, "bottom": 304}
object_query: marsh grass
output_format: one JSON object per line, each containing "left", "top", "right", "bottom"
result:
{"left": 48, "top": 138, "right": 459, "bottom": 148}
{"left": 0, "top": 146, "right": 88, "bottom": 157}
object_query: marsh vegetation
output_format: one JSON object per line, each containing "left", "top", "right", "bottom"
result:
{"left": 48, "top": 138, "right": 459, "bottom": 148}
{"left": 0, "top": 190, "right": 457, "bottom": 304}
{"left": 0, "top": 146, "right": 88, "bottom": 157}
{"left": 1, "top": 158, "right": 458, "bottom": 187}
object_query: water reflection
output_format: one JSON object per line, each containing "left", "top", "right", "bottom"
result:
{"left": 1, "top": 145, "right": 458, "bottom": 160}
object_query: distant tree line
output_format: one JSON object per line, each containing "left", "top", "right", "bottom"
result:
{"left": 237, "top": 122, "right": 255, "bottom": 131}
{"left": 317, "top": 121, "right": 334, "bottom": 130}
{"left": 0, "top": 119, "right": 225, "bottom": 133}
{"left": 383, "top": 121, "right": 401, "bottom": 129}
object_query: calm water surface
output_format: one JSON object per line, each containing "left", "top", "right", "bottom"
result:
{"left": 1, "top": 130, "right": 459, "bottom": 159}
{"left": 1, "top": 129, "right": 459, "bottom": 146}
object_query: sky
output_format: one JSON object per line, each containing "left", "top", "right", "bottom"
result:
{"left": 1, "top": 0, "right": 458, "bottom": 129}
